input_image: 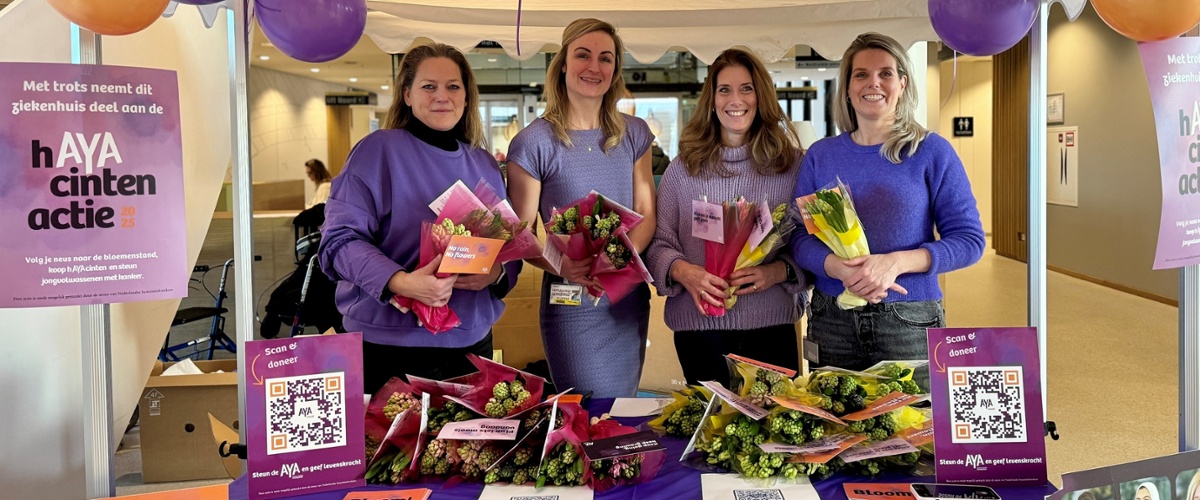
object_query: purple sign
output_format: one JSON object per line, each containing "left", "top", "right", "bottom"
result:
{"left": 246, "top": 333, "right": 365, "bottom": 499}
{"left": 0, "top": 62, "right": 187, "bottom": 307}
{"left": 927, "top": 327, "right": 1047, "bottom": 486}
{"left": 1140, "top": 39, "right": 1200, "bottom": 269}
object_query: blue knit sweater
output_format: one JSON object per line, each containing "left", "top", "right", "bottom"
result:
{"left": 791, "top": 132, "right": 985, "bottom": 302}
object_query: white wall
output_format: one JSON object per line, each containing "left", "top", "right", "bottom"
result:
{"left": 248, "top": 67, "right": 354, "bottom": 202}
{"left": 939, "top": 59, "right": 994, "bottom": 235}
{"left": 0, "top": 2, "right": 232, "bottom": 497}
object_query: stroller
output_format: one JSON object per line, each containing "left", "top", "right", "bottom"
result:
{"left": 260, "top": 204, "right": 343, "bottom": 338}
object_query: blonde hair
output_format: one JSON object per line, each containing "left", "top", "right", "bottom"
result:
{"left": 678, "top": 48, "right": 802, "bottom": 178}
{"left": 542, "top": 18, "right": 628, "bottom": 153}
{"left": 384, "top": 43, "right": 485, "bottom": 148}
{"left": 833, "top": 32, "right": 927, "bottom": 164}
{"left": 1186, "top": 473, "right": 1200, "bottom": 500}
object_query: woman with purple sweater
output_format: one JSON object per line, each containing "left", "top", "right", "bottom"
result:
{"left": 646, "top": 49, "right": 807, "bottom": 387}
{"left": 317, "top": 44, "right": 521, "bottom": 394}
{"left": 792, "top": 33, "right": 985, "bottom": 384}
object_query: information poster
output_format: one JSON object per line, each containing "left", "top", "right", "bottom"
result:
{"left": 246, "top": 333, "right": 365, "bottom": 499}
{"left": 927, "top": 327, "right": 1047, "bottom": 486}
{"left": 1140, "top": 39, "right": 1200, "bottom": 269}
{"left": 0, "top": 62, "right": 186, "bottom": 307}
{"left": 1047, "top": 450, "right": 1200, "bottom": 500}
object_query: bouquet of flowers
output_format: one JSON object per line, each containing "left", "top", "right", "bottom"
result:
{"left": 725, "top": 202, "right": 798, "bottom": 309}
{"left": 798, "top": 178, "right": 872, "bottom": 309}
{"left": 366, "top": 377, "right": 421, "bottom": 428}
{"left": 365, "top": 404, "right": 424, "bottom": 484}
{"left": 447, "top": 354, "right": 546, "bottom": 419}
{"left": 697, "top": 197, "right": 756, "bottom": 317}
{"left": 391, "top": 181, "right": 540, "bottom": 333}
{"left": 585, "top": 416, "right": 666, "bottom": 492}
{"left": 648, "top": 386, "right": 711, "bottom": 438}
{"left": 544, "top": 191, "right": 652, "bottom": 304}
{"left": 535, "top": 407, "right": 592, "bottom": 488}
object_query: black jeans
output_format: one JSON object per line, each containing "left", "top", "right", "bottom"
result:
{"left": 673, "top": 324, "right": 800, "bottom": 389}
{"left": 806, "top": 290, "right": 943, "bottom": 389}
{"left": 362, "top": 333, "right": 493, "bottom": 395}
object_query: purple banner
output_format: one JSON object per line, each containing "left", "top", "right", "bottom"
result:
{"left": 0, "top": 62, "right": 187, "bottom": 307}
{"left": 1140, "top": 39, "right": 1200, "bottom": 269}
{"left": 927, "top": 327, "right": 1047, "bottom": 486}
{"left": 246, "top": 333, "right": 365, "bottom": 499}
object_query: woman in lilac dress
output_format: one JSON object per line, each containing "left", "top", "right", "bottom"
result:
{"left": 508, "top": 19, "right": 657, "bottom": 398}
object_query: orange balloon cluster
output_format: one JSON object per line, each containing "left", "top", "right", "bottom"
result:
{"left": 1092, "top": 0, "right": 1200, "bottom": 42}
{"left": 47, "top": 0, "right": 170, "bottom": 36}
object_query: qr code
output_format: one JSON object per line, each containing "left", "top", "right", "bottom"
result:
{"left": 266, "top": 372, "right": 346, "bottom": 455}
{"left": 733, "top": 490, "right": 785, "bottom": 500}
{"left": 948, "top": 366, "right": 1026, "bottom": 443}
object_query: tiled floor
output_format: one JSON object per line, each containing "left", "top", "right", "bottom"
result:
{"left": 115, "top": 226, "right": 1182, "bottom": 494}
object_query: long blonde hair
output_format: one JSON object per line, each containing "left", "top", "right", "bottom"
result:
{"left": 678, "top": 48, "right": 802, "bottom": 178}
{"left": 384, "top": 43, "right": 485, "bottom": 148}
{"left": 832, "top": 32, "right": 927, "bottom": 164}
{"left": 542, "top": 18, "right": 628, "bottom": 153}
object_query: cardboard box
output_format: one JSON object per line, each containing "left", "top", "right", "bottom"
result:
{"left": 138, "top": 359, "right": 241, "bottom": 483}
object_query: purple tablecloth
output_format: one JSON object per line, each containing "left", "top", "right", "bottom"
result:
{"left": 228, "top": 399, "right": 1057, "bottom": 499}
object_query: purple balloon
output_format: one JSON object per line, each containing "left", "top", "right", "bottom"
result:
{"left": 929, "top": 0, "right": 1039, "bottom": 56}
{"left": 255, "top": 0, "right": 366, "bottom": 63}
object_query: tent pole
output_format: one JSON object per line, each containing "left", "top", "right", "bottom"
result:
{"left": 1028, "top": 1, "right": 1049, "bottom": 421}
{"left": 227, "top": 0, "right": 254, "bottom": 448}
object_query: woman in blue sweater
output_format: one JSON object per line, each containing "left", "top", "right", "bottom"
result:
{"left": 791, "top": 33, "right": 985, "bottom": 384}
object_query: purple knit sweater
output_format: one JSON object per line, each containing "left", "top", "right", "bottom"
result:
{"left": 646, "top": 145, "right": 807, "bottom": 332}
{"left": 790, "top": 132, "right": 985, "bottom": 302}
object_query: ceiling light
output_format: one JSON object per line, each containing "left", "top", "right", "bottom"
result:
{"left": 310, "top": 68, "right": 320, "bottom": 73}
{"left": 349, "top": 77, "right": 358, "bottom": 83}
{"left": 487, "top": 58, "right": 498, "bottom": 63}
{"left": 817, "top": 67, "right": 827, "bottom": 72}
{"left": 381, "top": 85, "right": 390, "bottom": 90}
{"left": 258, "top": 55, "right": 270, "bottom": 61}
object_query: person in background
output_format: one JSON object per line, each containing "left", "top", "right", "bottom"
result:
{"left": 507, "top": 18, "right": 657, "bottom": 398}
{"left": 646, "top": 48, "right": 807, "bottom": 387}
{"left": 650, "top": 141, "right": 670, "bottom": 175}
{"left": 317, "top": 43, "right": 521, "bottom": 394}
{"left": 305, "top": 159, "right": 333, "bottom": 209}
{"left": 790, "top": 32, "right": 984, "bottom": 387}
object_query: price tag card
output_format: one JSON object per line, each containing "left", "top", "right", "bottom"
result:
{"left": 770, "top": 396, "right": 846, "bottom": 425}
{"left": 437, "top": 235, "right": 504, "bottom": 274}
{"left": 580, "top": 430, "right": 665, "bottom": 461}
{"left": 839, "top": 392, "right": 927, "bottom": 421}
{"left": 438, "top": 419, "right": 520, "bottom": 441}
{"left": 747, "top": 202, "right": 774, "bottom": 250}
{"left": 428, "top": 180, "right": 470, "bottom": 215}
{"left": 838, "top": 438, "right": 919, "bottom": 464}
{"left": 691, "top": 199, "right": 725, "bottom": 243}
{"left": 700, "top": 380, "right": 768, "bottom": 420}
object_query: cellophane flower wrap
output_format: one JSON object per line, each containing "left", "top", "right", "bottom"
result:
{"left": 797, "top": 178, "right": 872, "bottom": 309}
{"left": 365, "top": 405, "right": 423, "bottom": 484}
{"left": 473, "top": 179, "right": 543, "bottom": 263}
{"left": 724, "top": 201, "right": 798, "bottom": 309}
{"left": 585, "top": 418, "right": 666, "bottom": 491}
{"left": 366, "top": 377, "right": 420, "bottom": 429}
{"left": 535, "top": 403, "right": 592, "bottom": 488}
{"left": 391, "top": 181, "right": 521, "bottom": 334}
{"left": 543, "top": 190, "right": 651, "bottom": 304}
{"left": 449, "top": 353, "right": 546, "bottom": 419}
{"left": 648, "top": 385, "right": 712, "bottom": 438}
{"left": 701, "top": 198, "right": 756, "bottom": 316}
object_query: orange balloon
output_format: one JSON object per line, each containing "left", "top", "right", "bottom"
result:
{"left": 1092, "top": 0, "right": 1200, "bottom": 42}
{"left": 47, "top": 0, "right": 170, "bottom": 36}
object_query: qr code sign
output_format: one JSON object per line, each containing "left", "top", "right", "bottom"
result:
{"left": 733, "top": 490, "right": 785, "bottom": 500}
{"left": 266, "top": 372, "right": 346, "bottom": 455}
{"left": 948, "top": 366, "right": 1026, "bottom": 444}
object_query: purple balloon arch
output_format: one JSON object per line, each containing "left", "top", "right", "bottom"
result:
{"left": 929, "top": 0, "right": 1040, "bottom": 56}
{"left": 255, "top": 0, "right": 367, "bottom": 63}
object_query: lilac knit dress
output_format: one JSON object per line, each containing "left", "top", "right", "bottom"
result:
{"left": 507, "top": 116, "right": 654, "bottom": 398}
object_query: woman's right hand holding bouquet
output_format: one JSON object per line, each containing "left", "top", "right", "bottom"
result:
{"left": 388, "top": 254, "right": 455, "bottom": 307}
{"left": 558, "top": 254, "right": 598, "bottom": 289}
{"left": 669, "top": 259, "right": 729, "bottom": 315}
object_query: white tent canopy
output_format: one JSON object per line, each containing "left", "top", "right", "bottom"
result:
{"left": 364, "top": 0, "right": 1089, "bottom": 64}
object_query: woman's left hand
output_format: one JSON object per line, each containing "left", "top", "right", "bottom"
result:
{"left": 842, "top": 253, "right": 909, "bottom": 302}
{"left": 728, "top": 261, "right": 788, "bottom": 296}
{"left": 453, "top": 266, "right": 503, "bottom": 291}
